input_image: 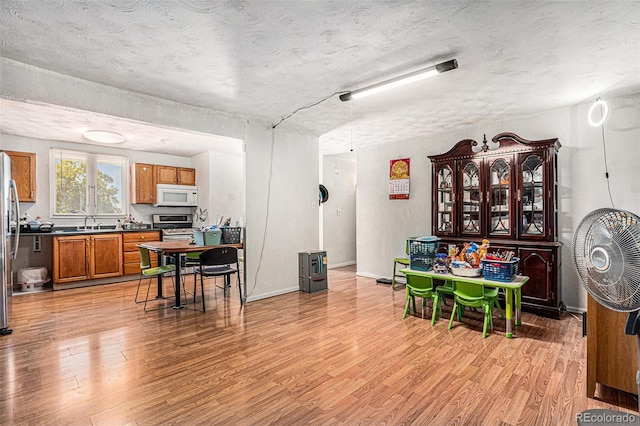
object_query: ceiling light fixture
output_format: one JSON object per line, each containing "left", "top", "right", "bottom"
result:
{"left": 83, "top": 130, "right": 125, "bottom": 144}
{"left": 339, "top": 59, "right": 458, "bottom": 102}
{"left": 588, "top": 98, "right": 609, "bottom": 127}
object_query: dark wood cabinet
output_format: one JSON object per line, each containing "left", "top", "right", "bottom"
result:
{"left": 429, "top": 132, "right": 564, "bottom": 318}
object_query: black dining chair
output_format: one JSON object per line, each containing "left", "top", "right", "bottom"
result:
{"left": 194, "top": 246, "right": 242, "bottom": 311}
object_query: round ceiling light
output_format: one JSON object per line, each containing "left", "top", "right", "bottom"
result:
{"left": 587, "top": 99, "right": 609, "bottom": 127}
{"left": 83, "top": 130, "right": 125, "bottom": 144}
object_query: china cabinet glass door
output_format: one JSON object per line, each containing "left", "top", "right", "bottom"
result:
{"left": 460, "top": 161, "right": 481, "bottom": 236}
{"left": 435, "top": 164, "right": 454, "bottom": 234}
{"left": 520, "top": 154, "right": 545, "bottom": 236}
{"left": 488, "top": 157, "right": 513, "bottom": 237}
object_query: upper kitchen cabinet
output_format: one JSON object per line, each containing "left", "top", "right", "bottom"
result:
{"left": 156, "top": 165, "right": 196, "bottom": 186}
{"left": 5, "top": 150, "right": 36, "bottom": 202}
{"left": 131, "top": 163, "right": 155, "bottom": 204}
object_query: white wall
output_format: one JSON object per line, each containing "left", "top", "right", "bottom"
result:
{"left": 1, "top": 59, "right": 320, "bottom": 302}
{"left": 193, "top": 150, "right": 245, "bottom": 228}
{"left": 244, "top": 125, "right": 319, "bottom": 301}
{"left": 355, "top": 92, "right": 640, "bottom": 313}
{"left": 322, "top": 153, "right": 357, "bottom": 268}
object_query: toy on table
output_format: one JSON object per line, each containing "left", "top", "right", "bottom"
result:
{"left": 434, "top": 253, "right": 449, "bottom": 273}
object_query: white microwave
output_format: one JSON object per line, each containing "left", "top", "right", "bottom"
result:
{"left": 154, "top": 184, "right": 198, "bottom": 207}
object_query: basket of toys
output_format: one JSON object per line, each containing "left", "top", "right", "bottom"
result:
{"left": 408, "top": 236, "right": 440, "bottom": 271}
{"left": 449, "top": 260, "right": 483, "bottom": 277}
{"left": 481, "top": 253, "right": 519, "bottom": 282}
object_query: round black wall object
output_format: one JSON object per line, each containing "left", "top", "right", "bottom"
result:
{"left": 319, "top": 184, "right": 329, "bottom": 204}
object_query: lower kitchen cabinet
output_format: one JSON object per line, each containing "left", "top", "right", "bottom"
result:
{"left": 122, "top": 231, "right": 161, "bottom": 275}
{"left": 53, "top": 233, "right": 123, "bottom": 284}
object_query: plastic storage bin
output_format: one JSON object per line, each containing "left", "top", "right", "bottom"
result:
{"left": 221, "top": 227, "right": 242, "bottom": 244}
{"left": 408, "top": 236, "right": 440, "bottom": 271}
{"left": 193, "top": 229, "right": 222, "bottom": 246}
{"left": 18, "top": 267, "right": 49, "bottom": 292}
{"left": 481, "top": 257, "right": 519, "bottom": 282}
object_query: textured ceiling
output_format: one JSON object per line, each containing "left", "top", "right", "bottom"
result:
{"left": 1, "top": 0, "right": 639, "bottom": 156}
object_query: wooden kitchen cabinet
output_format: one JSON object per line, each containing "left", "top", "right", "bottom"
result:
{"left": 122, "top": 231, "right": 161, "bottom": 275}
{"left": 156, "top": 165, "right": 196, "bottom": 186}
{"left": 53, "top": 233, "right": 123, "bottom": 284}
{"left": 131, "top": 163, "right": 156, "bottom": 204}
{"left": 5, "top": 150, "right": 36, "bottom": 202}
{"left": 429, "top": 132, "right": 564, "bottom": 318}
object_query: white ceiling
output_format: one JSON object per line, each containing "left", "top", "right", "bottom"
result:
{"left": 1, "top": 1, "right": 639, "bottom": 156}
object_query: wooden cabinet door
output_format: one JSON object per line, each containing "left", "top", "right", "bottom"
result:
{"left": 486, "top": 155, "right": 516, "bottom": 239}
{"left": 432, "top": 161, "right": 456, "bottom": 236}
{"left": 5, "top": 150, "right": 36, "bottom": 202}
{"left": 457, "top": 159, "right": 483, "bottom": 238}
{"left": 53, "top": 236, "right": 90, "bottom": 283}
{"left": 518, "top": 247, "right": 555, "bottom": 307}
{"left": 177, "top": 167, "right": 196, "bottom": 185}
{"left": 517, "top": 150, "right": 550, "bottom": 240}
{"left": 90, "top": 234, "right": 123, "bottom": 278}
{"left": 155, "top": 165, "right": 196, "bottom": 186}
{"left": 156, "top": 165, "right": 178, "bottom": 184}
{"left": 131, "top": 163, "right": 155, "bottom": 204}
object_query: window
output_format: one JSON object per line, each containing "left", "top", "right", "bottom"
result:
{"left": 50, "top": 149, "right": 128, "bottom": 217}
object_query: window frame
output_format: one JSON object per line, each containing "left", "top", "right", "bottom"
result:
{"left": 50, "top": 149, "right": 129, "bottom": 218}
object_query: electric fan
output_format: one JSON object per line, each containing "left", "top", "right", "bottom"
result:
{"left": 572, "top": 208, "right": 640, "bottom": 420}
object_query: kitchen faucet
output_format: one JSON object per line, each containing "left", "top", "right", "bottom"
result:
{"left": 84, "top": 215, "right": 97, "bottom": 229}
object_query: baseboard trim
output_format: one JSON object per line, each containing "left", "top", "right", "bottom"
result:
{"left": 328, "top": 261, "right": 356, "bottom": 269}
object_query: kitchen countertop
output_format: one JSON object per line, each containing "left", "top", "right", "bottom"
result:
{"left": 18, "top": 227, "right": 159, "bottom": 236}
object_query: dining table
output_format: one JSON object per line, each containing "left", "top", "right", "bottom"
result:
{"left": 399, "top": 268, "right": 529, "bottom": 338}
{"left": 139, "top": 240, "right": 243, "bottom": 309}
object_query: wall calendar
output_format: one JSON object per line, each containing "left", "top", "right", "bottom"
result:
{"left": 389, "top": 158, "right": 410, "bottom": 199}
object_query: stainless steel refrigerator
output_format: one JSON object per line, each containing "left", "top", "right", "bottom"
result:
{"left": 1, "top": 152, "right": 20, "bottom": 336}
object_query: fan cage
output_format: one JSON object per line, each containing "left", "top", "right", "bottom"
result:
{"left": 572, "top": 208, "right": 640, "bottom": 312}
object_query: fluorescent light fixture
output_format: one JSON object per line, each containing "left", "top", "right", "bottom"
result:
{"left": 588, "top": 98, "right": 609, "bottom": 127}
{"left": 83, "top": 130, "right": 125, "bottom": 144}
{"left": 340, "top": 59, "right": 458, "bottom": 102}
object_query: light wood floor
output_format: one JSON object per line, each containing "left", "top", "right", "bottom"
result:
{"left": 1, "top": 266, "right": 636, "bottom": 425}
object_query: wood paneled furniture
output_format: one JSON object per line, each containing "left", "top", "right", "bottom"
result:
{"left": 587, "top": 295, "right": 638, "bottom": 398}
{"left": 156, "top": 165, "right": 196, "bottom": 186}
{"left": 429, "top": 132, "right": 563, "bottom": 318}
{"left": 130, "top": 163, "right": 155, "bottom": 204}
{"left": 5, "top": 150, "right": 36, "bottom": 202}
{"left": 53, "top": 233, "right": 123, "bottom": 284}
{"left": 122, "top": 231, "right": 161, "bottom": 275}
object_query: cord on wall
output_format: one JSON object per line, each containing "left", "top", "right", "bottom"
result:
{"left": 600, "top": 123, "right": 615, "bottom": 208}
{"left": 590, "top": 98, "right": 615, "bottom": 208}
{"left": 247, "top": 126, "right": 277, "bottom": 299}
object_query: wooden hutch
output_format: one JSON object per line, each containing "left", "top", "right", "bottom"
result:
{"left": 428, "top": 132, "right": 564, "bottom": 318}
